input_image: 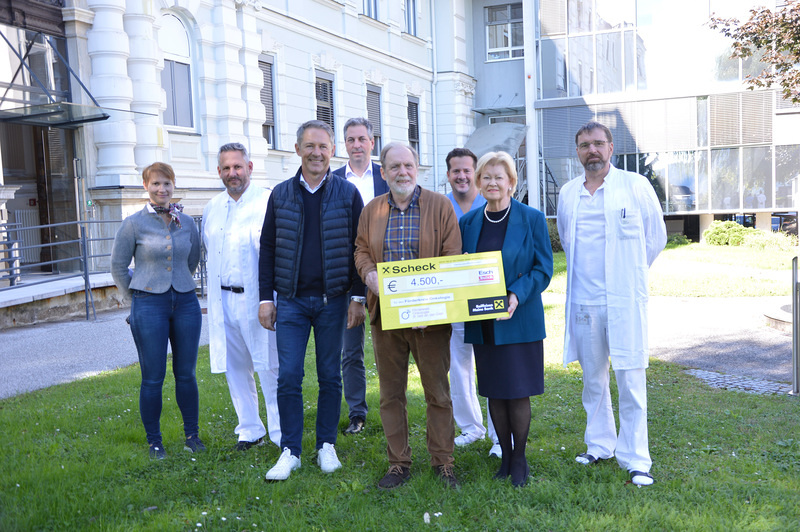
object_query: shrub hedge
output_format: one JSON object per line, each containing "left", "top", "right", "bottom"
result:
{"left": 703, "top": 220, "right": 798, "bottom": 251}
{"left": 547, "top": 218, "right": 563, "bottom": 252}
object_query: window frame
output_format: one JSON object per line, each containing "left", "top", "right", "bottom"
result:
{"left": 161, "top": 59, "right": 193, "bottom": 128}
{"left": 366, "top": 84, "right": 382, "bottom": 156}
{"left": 405, "top": 0, "right": 417, "bottom": 36}
{"left": 363, "top": 0, "right": 378, "bottom": 19}
{"left": 485, "top": 3, "right": 524, "bottom": 62}
{"left": 315, "top": 71, "right": 335, "bottom": 132}
{"left": 258, "top": 55, "right": 276, "bottom": 148}
{"left": 159, "top": 14, "right": 194, "bottom": 129}
{"left": 407, "top": 96, "right": 420, "bottom": 154}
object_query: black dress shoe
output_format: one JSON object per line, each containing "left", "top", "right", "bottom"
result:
{"left": 511, "top": 461, "right": 530, "bottom": 488}
{"left": 344, "top": 416, "right": 365, "bottom": 435}
{"left": 235, "top": 437, "right": 264, "bottom": 451}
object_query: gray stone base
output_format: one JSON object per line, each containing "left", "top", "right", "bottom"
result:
{"left": 684, "top": 368, "right": 793, "bottom": 395}
{"left": 0, "top": 285, "right": 127, "bottom": 328}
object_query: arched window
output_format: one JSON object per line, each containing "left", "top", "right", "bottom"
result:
{"left": 158, "top": 14, "right": 193, "bottom": 128}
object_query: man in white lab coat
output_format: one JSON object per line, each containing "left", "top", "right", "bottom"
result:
{"left": 557, "top": 121, "right": 666, "bottom": 486}
{"left": 203, "top": 142, "right": 280, "bottom": 450}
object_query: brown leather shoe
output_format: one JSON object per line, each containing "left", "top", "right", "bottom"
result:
{"left": 378, "top": 465, "right": 411, "bottom": 489}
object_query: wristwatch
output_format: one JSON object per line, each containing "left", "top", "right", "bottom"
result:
{"left": 350, "top": 295, "right": 366, "bottom": 304}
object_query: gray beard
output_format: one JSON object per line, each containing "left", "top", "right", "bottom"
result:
{"left": 585, "top": 160, "right": 605, "bottom": 172}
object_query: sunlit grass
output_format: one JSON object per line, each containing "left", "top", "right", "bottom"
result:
{"left": 2, "top": 342, "right": 799, "bottom": 530}
{"left": 547, "top": 243, "right": 795, "bottom": 297}
{"left": 2, "top": 245, "right": 800, "bottom": 530}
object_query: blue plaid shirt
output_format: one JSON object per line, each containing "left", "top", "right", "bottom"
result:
{"left": 383, "top": 186, "right": 421, "bottom": 262}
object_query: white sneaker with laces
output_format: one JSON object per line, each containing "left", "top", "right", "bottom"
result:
{"left": 488, "top": 443, "right": 502, "bottom": 458}
{"left": 454, "top": 433, "right": 482, "bottom": 447}
{"left": 265, "top": 447, "right": 301, "bottom": 480}
{"left": 317, "top": 442, "right": 342, "bottom": 473}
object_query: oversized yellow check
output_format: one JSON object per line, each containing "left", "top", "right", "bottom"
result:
{"left": 376, "top": 251, "right": 509, "bottom": 330}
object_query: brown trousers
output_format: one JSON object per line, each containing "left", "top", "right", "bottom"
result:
{"left": 371, "top": 321, "right": 455, "bottom": 468}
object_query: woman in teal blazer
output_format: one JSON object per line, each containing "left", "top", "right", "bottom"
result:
{"left": 459, "top": 151, "right": 553, "bottom": 486}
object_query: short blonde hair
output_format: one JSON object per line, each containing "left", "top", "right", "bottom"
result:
{"left": 476, "top": 151, "right": 517, "bottom": 197}
{"left": 142, "top": 162, "right": 176, "bottom": 185}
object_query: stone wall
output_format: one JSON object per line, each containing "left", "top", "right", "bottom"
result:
{"left": 0, "top": 286, "right": 127, "bottom": 328}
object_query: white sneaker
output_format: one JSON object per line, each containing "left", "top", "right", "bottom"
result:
{"left": 317, "top": 443, "right": 342, "bottom": 473}
{"left": 317, "top": 442, "right": 342, "bottom": 473}
{"left": 265, "top": 447, "right": 301, "bottom": 480}
{"left": 630, "top": 470, "right": 654, "bottom": 486}
{"left": 488, "top": 443, "right": 502, "bottom": 458}
{"left": 454, "top": 433, "right": 482, "bottom": 447}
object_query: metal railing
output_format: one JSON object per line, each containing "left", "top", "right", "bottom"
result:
{"left": 1, "top": 217, "right": 210, "bottom": 319}
{"left": 0, "top": 219, "right": 122, "bottom": 320}
{"left": 0, "top": 222, "right": 22, "bottom": 286}
{"left": 192, "top": 215, "right": 207, "bottom": 298}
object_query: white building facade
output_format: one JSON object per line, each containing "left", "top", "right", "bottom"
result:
{"left": 0, "top": 0, "right": 479, "bottom": 272}
{"left": 511, "top": 0, "right": 800, "bottom": 239}
{"left": 2, "top": 0, "right": 799, "bottom": 268}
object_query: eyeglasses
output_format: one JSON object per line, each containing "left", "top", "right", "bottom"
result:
{"left": 577, "top": 140, "right": 608, "bottom": 150}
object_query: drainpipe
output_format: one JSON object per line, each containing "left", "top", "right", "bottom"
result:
{"left": 523, "top": 0, "right": 539, "bottom": 208}
{"left": 429, "top": 0, "right": 439, "bottom": 191}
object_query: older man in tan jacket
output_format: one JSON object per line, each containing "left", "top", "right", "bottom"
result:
{"left": 355, "top": 142, "right": 462, "bottom": 490}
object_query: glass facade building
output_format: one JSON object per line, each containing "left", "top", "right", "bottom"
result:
{"left": 528, "top": 0, "right": 800, "bottom": 236}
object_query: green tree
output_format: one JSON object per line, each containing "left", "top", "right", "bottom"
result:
{"left": 709, "top": 1, "right": 800, "bottom": 103}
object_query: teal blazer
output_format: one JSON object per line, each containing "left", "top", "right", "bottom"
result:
{"left": 459, "top": 199, "right": 553, "bottom": 345}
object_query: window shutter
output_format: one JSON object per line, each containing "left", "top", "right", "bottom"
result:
{"left": 367, "top": 87, "right": 381, "bottom": 136}
{"left": 316, "top": 78, "right": 334, "bottom": 129}
{"left": 260, "top": 61, "right": 274, "bottom": 127}
{"left": 407, "top": 99, "right": 419, "bottom": 148}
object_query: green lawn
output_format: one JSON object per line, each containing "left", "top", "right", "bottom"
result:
{"left": 548, "top": 242, "right": 796, "bottom": 297}
{"left": 1, "top": 244, "right": 799, "bottom": 531}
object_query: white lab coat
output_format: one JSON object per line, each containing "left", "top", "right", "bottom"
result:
{"left": 557, "top": 165, "right": 667, "bottom": 370}
{"left": 203, "top": 184, "right": 272, "bottom": 373}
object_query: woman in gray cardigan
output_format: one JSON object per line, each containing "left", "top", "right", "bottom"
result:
{"left": 111, "top": 162, "right": 203, "bottom": 459}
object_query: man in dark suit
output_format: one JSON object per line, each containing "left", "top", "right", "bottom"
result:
{"left": 332, "top": 117, "right": 389, "bottom": 435}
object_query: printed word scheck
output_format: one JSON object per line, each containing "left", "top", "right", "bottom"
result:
{"left": 382, "top": 262, "right": 438, "bottom": 275}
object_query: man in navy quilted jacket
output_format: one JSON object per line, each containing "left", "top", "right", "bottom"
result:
{"left": 258, "top": 120, "right": 365, "bottom": 481}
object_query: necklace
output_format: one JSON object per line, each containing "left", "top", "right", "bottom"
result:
{"left": 484, "top": 204, "right": 510, "bottom": 224}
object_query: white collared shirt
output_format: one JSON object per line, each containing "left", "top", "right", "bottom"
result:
{"left": 299, "top": 173, "right": 327, "bottom": 194}
{"left": 220, "top": 193, "right": 244, "bottom": 287}
{"left": 345, "top": 162, "right": 376, "bottom": 204}
{"left": 571, "top": 182, "right": 607, "bottom": 305}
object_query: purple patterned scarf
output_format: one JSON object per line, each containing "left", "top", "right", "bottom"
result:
{"left": 151, "top": 202, "right": 184, "bottom": 228}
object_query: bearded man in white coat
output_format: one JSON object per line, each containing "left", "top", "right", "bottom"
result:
{"left": 203, "top": 142, "right": 281, "bottom": 450}
{"left": 557, "top": 121, "right": 666, "bottom": 487}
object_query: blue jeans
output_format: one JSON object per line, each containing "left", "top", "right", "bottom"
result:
{"left": 276, "top": 293, "right": 346, "bottom": 457}
{"left": 130, "top": 288, "right": 202, "bottom": 445}
{"left": 341, "top": 290, "right": 368, "bottom": 420}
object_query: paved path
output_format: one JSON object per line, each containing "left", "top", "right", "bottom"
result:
{"left": 0, "top": 295, "right": 794, "bottom": 399}
{"left": 0, "top": 306, "right": 209, "bottom": 400}
{"left": 648, "top": 296, "right": 794, "bottom": 394}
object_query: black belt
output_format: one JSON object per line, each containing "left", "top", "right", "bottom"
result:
{"left": 221, "top": 285, "right": 244, "bottom": 294}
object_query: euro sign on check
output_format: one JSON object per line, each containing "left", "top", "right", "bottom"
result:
{"left": 376, "top": 251, "right": 509, "bottom": 330}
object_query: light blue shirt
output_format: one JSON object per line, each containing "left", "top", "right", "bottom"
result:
{"left": 446, "top": 192, "right": 486, "bottom": 221}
